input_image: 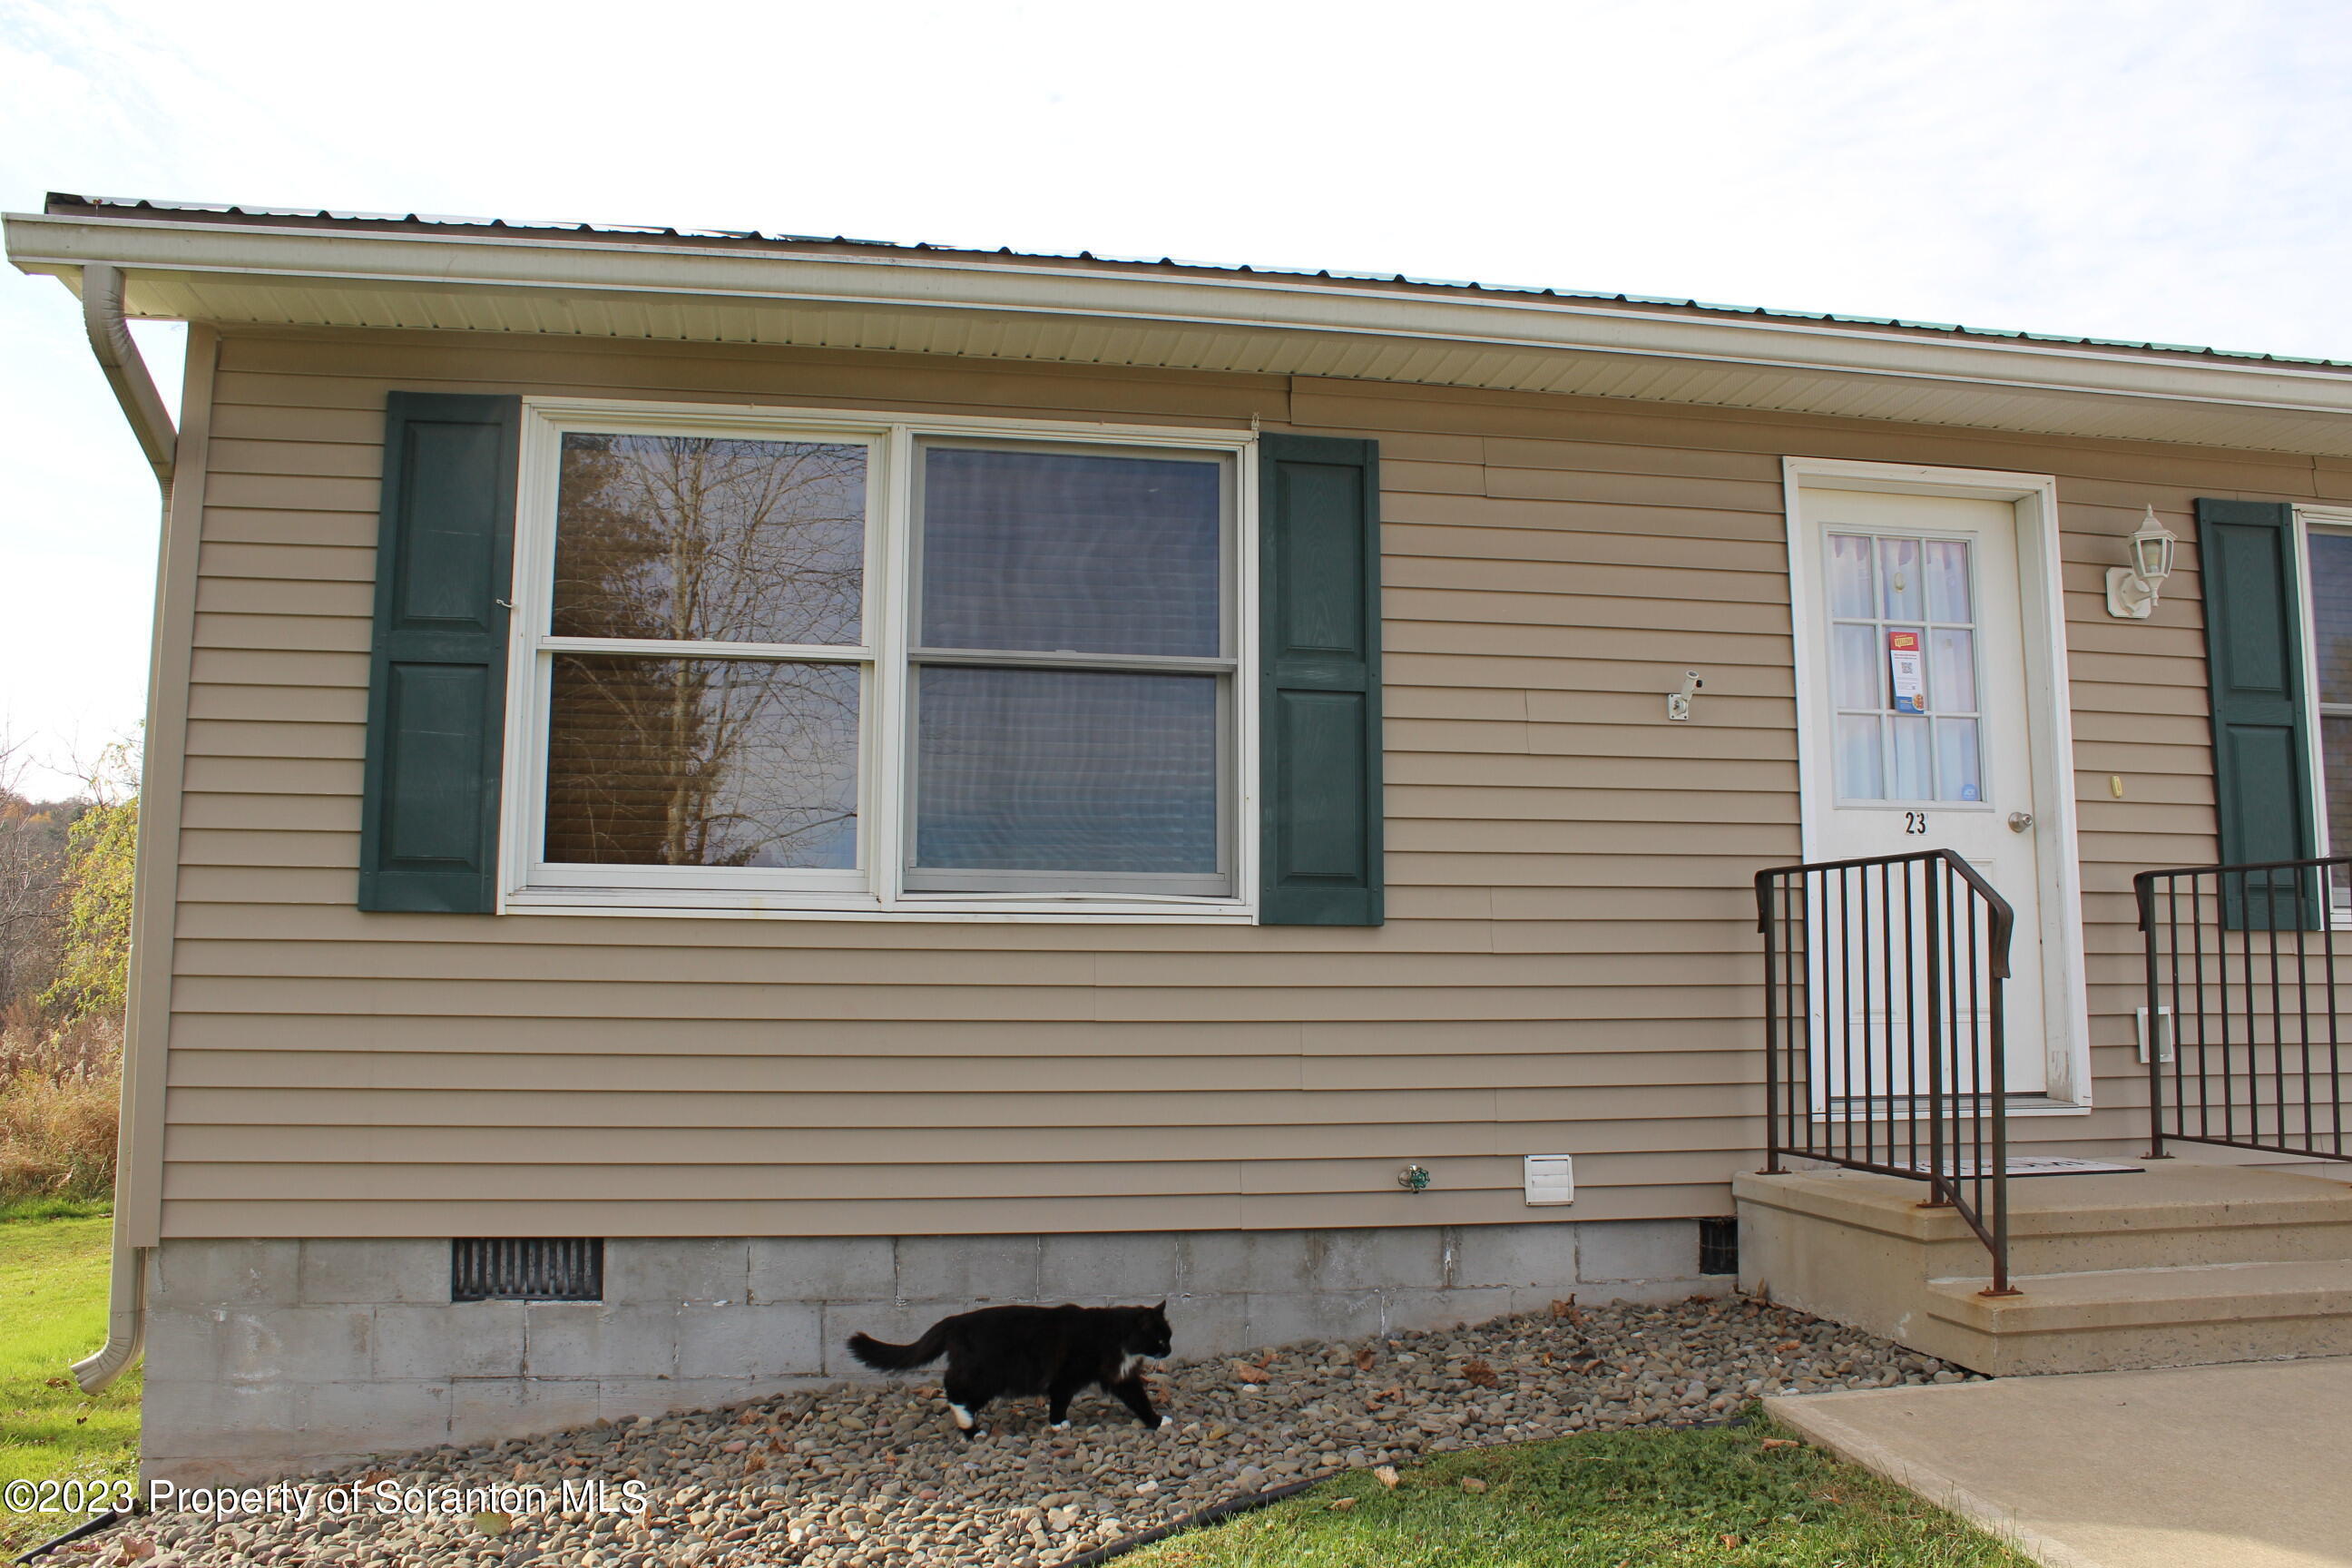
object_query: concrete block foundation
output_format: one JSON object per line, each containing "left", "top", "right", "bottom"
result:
{"left": 142, "top": 1218, "right": 1726, "bottom": 1483}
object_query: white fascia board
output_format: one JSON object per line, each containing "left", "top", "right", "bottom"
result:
{"left": 14, "top": 211, "right": 2352, "bottom": 436}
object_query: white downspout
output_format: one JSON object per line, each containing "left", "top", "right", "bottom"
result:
{"left": 72, "top": 1241, "right": 146, "bottom": 1392}
{"left": 70, "top": 261, "right": 172, "bottom": 1394}
{"left": 80, "top": 262, "right": 175, "bottom": 493}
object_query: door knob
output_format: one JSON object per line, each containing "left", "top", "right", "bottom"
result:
{"left": 2007, "top": 811, "right": 2034, "bottom": 833}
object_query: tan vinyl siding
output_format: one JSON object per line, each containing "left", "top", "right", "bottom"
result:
{"left": 158, "top": 327, "right": 2328, "bottom": 1238}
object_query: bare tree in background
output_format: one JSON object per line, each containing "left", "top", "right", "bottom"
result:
{"left": 0, "top": 730, "right": 76, "bottom": 1015}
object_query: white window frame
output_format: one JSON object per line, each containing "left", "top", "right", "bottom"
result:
{"left": 2293, "top": 505, "right": 2352, "bottom": 923}
{"left": 499, "top": 397, "right": 1259, "bottom": 924}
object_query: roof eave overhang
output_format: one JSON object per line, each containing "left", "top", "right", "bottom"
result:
{"left": 15, "top": 211, "right": 2352, "bottom": 457}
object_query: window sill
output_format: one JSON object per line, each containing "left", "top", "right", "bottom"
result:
{"left": 500, "top": 892, "right": 1259, "bottom": 925}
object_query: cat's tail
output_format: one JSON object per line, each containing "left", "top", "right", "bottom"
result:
{"left": 846, "top": 1324, "right": 949, "bottom": 1372}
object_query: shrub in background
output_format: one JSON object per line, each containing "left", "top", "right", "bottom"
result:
{"left": 40, "top": 794, "right": 135, "bottom": 1023}
{"left": 0, "top": 738, "right": 134, "bottom": 1206}
{"left": 0, "top": 1011, "right": 122, "bottom": 1200}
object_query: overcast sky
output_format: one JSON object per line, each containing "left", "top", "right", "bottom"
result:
{"left": 5, "top": 0, "right": 2350, "bottom": 798}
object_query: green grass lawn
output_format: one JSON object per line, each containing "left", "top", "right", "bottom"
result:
{"left": 1123, "top": 1414, "right": 2032, "bottom": 1568}
{"left": 0, "top": 1213, "right": 141, "bottom": 1558}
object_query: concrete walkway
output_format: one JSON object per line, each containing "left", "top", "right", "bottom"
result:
{"left": 1767, "top": 1357, "right": 2352, "bottom": 1568}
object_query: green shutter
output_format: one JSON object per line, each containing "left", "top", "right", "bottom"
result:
{"left": 358, "top": 393, "right": 521, "bottom": 913}
{"left": 1259, "top": 435, "right": 1383, "bottom": 926}
{"left": 2198, "top": 497, "right": 2320, "bottom": 927}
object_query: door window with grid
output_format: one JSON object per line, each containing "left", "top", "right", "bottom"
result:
{"left": 1825, "top": 531, "right": 1984, "bottom": 806}
{"left": 511, "top": 411, "right": 1243, "bottom": 912}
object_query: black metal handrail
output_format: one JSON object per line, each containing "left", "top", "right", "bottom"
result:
{"left": 1757, "top": 848, "right": 2018, "bottom": 1295}
{"left": 2135, "top": 856, "right": 2352, "bottom": 1163}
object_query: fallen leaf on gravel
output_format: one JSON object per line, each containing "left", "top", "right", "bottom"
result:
{"left": 1463, "top": 1358, "right": 1499, "bottom": 1388}
{"left": 1458, "top": 1477, "right": 1488, "bottom": 1494}
{"left": 1354, "top": 1347, "right": 1377, "bottom": 1370}
{"left": 471, "top": 1513, "right": 510, "bottom": 1537}
{"left": 1774, "top": 1340, "right": 1803, "bottom": 1353}
{"left": 1373, "top": 1466, "right": 1401, "bottom": 1489}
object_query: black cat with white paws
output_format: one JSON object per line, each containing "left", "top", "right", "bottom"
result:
{"left": 847, "top": 1302, "right": 1174, "bottom": 1438}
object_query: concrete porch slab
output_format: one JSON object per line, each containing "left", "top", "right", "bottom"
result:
{"left": 1767, "top": 1357, "right": 2352, "bottom": 1568}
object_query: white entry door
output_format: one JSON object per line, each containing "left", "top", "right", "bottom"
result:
{"left": 1793, "top": 487, "right": 2049, "bottom": 1095}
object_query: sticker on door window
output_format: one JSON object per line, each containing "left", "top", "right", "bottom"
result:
{"left": 1827, "top": 532, "right": 1984, "bottom": 805}
{"left": 1886, "top": 631, "right": 1926, "bottom": 714}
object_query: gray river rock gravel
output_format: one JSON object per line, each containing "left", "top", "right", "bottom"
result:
{"left": 97, "top": 1295, "right": 1981, "bottom": 1567}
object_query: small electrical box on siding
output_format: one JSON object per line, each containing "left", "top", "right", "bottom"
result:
{"left": 1523, "top": 1154, "right": 1575, "bottom": 1206}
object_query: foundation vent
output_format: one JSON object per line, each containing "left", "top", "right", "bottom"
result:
{"left": 451, "top": 1239, "right": 604, "bottom": 1302}
{"left": 1698, "top": 1217, "right": 1739, "bottom": 1277}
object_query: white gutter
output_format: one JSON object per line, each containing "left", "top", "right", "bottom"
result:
{"left": 64, "top": 260, "right": 172, "bottom": 1396}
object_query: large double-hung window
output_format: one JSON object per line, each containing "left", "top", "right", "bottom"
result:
{"left": 505, "top": 405, "right": 1245, "bottom": 914}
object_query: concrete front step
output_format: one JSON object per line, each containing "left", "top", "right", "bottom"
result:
{"left": 1735, "top": 1163, "right": 2352, "bottom": 1376}
{"left": 1923, "top": 1259, "right": 2352, "bottom": 1375}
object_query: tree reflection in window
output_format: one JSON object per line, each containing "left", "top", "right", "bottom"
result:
{"left": 553, "top": 433, "right": 865, "bottom": 644}
{"left": 544, "top": 656, "right": 858, "bottom": 868}
{"left": 542, "top": 433, "right": 867, "bottom": 868}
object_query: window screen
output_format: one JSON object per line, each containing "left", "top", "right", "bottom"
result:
{"left": 907, "top": 443, "right": 1235, "bottom": 896}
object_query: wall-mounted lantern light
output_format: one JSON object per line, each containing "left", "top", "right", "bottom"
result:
{"left": 2105, "top": 506, "right": 2178, "bottom": 619}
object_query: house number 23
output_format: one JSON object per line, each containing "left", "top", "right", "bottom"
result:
{"left": 1903, "top": 812, "right": 1929, "bottom": 835}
